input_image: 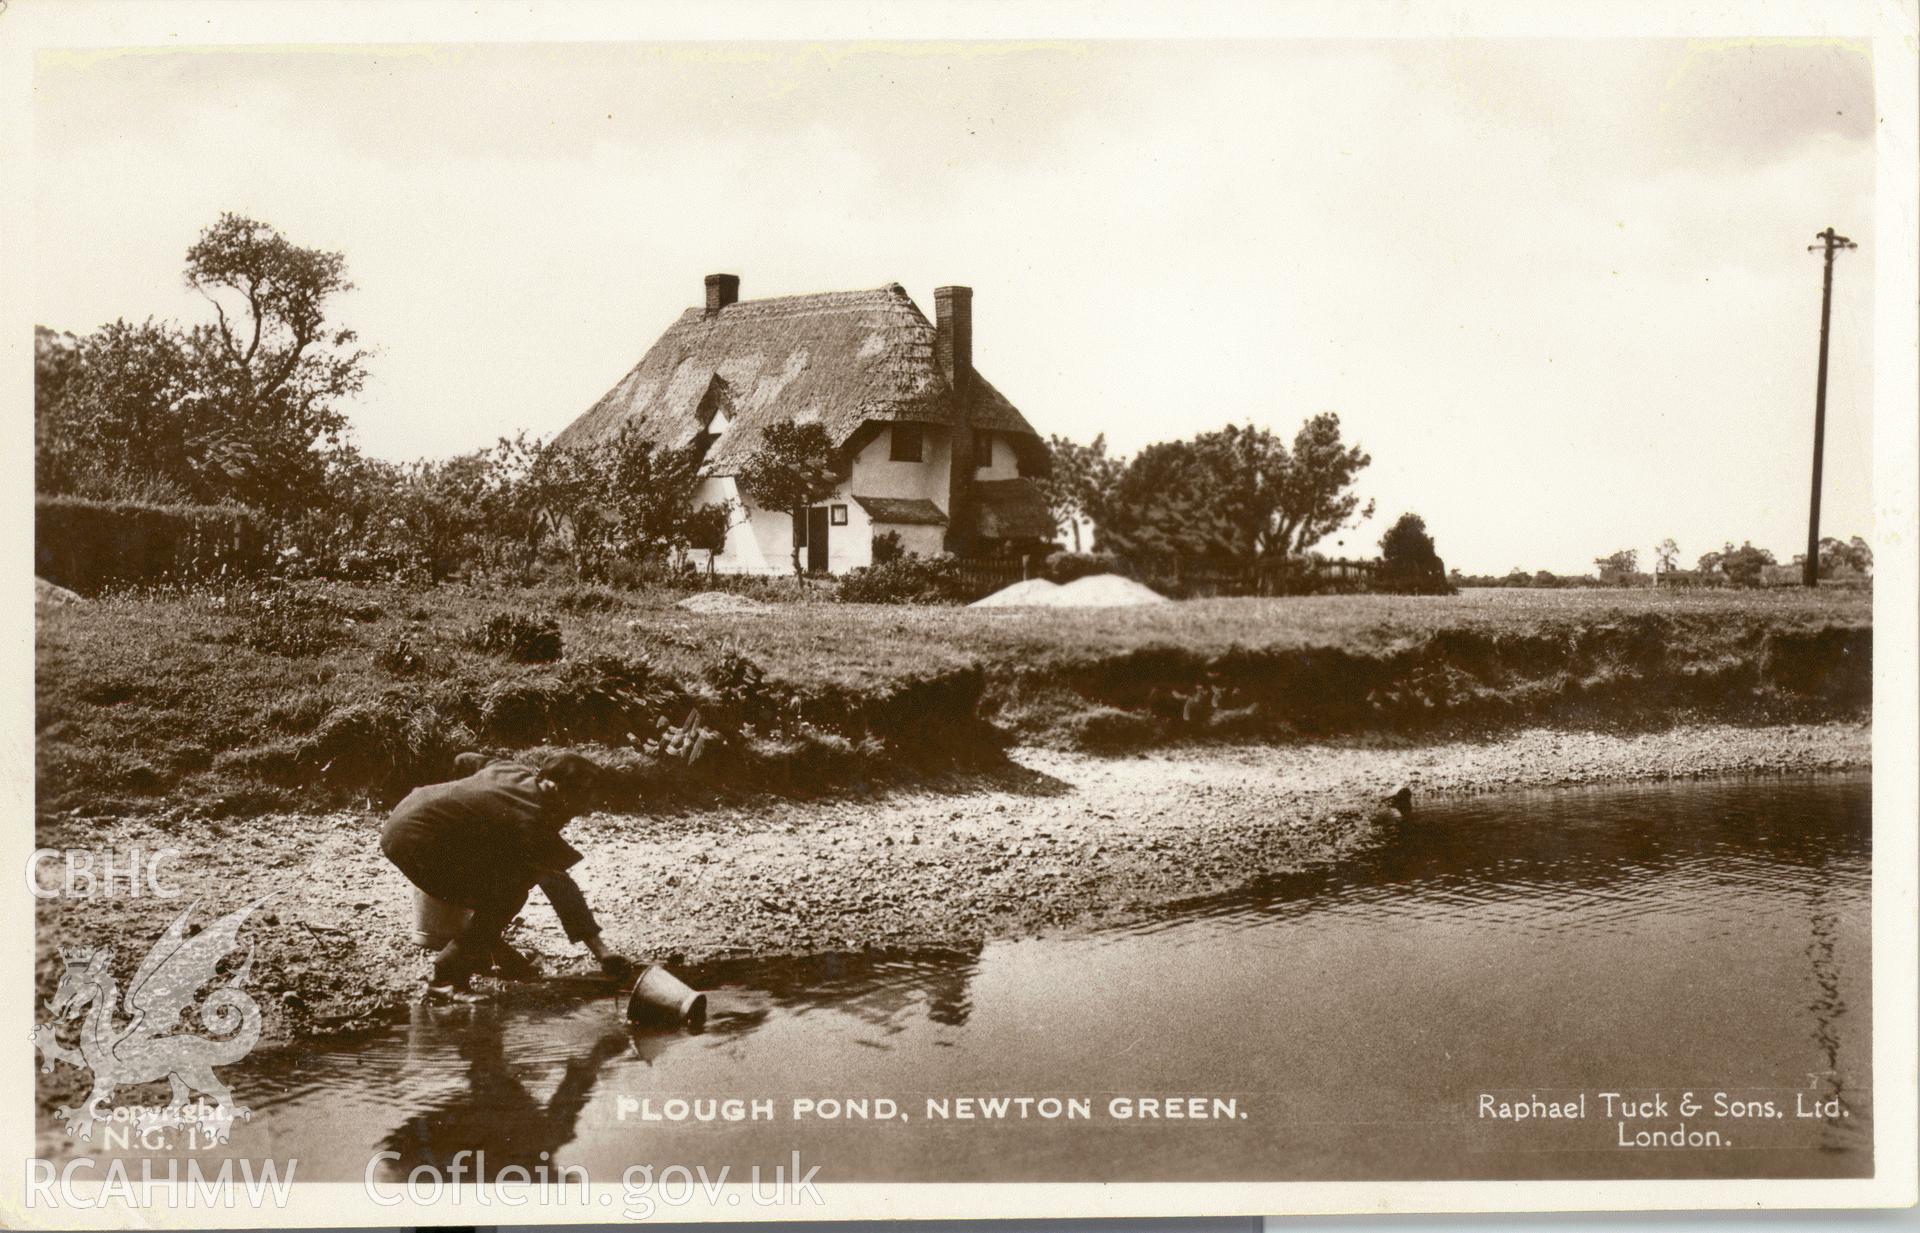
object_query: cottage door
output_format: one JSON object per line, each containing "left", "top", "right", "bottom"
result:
{"left": 807, "top": 507, "right": 830, "bottom": 573}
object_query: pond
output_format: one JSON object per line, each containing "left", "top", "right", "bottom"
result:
{"left": 64, "top": 772, "right": 1872, "bottom": 1183}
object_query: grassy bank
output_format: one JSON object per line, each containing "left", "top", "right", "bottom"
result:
{"left": 35, "top": 582, "right": 1870, "bottom": 820}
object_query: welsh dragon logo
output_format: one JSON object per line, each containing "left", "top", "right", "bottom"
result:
{"left": 33, "top": 898, "right": 266, "bottom": 1143}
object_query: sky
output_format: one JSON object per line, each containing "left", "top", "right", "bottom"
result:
{"left": 31, "top": 38, "right": 1876, "bottom": 575}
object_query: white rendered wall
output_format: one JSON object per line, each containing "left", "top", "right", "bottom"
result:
{"left": 698, "top": 423, "right": 956, "bottom": 575}
{"left": 973, "top": 431, "right": 1022, "bottom": 482}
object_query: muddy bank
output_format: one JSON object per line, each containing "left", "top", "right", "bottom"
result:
{"left": 988, "top": 617, "right": 1871, "bottom": 750}
{"left": 34, "top": 719, "right": 1869, "bottom": 1095}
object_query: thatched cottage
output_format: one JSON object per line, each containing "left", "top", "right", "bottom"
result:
{"left": 555, "top": 274, "right": 1053, "bottom": 574}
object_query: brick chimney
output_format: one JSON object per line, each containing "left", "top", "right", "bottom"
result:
{"left": 704, "top": 273, "right": 740, "bottom": 316}
{"left": 934, "top": 285, "right": 972, "bottom": 395}
{"left": 937, "top": 285, "right": 976, "bottom": 554}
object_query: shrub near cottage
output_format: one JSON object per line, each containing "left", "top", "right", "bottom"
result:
{"left": 1042, "top": 551, "right": 1122, "bottom": 584}
{"left": 836, "top": 552, "right": 968, "bottom": 605}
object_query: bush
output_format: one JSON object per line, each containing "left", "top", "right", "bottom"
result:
{"left": 1377, "top": 513, "right": 1454, "bottom": 594}
{"left": 469, "top": 612, "right": 563, "bottom": 662}
{"left": 702, "top": 650, "right": 802, "bottom": 731}
{"left": 871, "top": 531, "right": 905, "bottom": 565}
{"left": 472, "top": 653, "right": 685, "bottom": 745}
{"left": 1721, "top": 544, "right": 1775, "bottom": 589}
{"left": 1042, "top": 551, "right": 1121, "bottom": 584}
{"left": 836, "top": 553, "right": 966, "bottom": 604}
{"left": 36, "top": 496, "right": 269, "bottom": 592}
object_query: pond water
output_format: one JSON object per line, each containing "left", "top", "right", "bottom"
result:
{"left": 66, "top": 772, "right": 1872, "bottom": 1183}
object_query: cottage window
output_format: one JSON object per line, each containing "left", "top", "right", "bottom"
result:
{"left": 889, "top": 423, "right": 924, "bottom": 462}
{"left": 830, "top": 504, "right": 849, "bottom": 526}
{"left": 973, "top": 428, "right": 994, "bottom": 469}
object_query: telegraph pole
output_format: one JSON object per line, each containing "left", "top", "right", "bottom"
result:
{"left": 1804, "top": 227, "right": 1856, "bottom": 587}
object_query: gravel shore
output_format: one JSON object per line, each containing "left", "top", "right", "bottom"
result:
{"left": 34, "top": 719, "right": 1869, "bottom": 1074}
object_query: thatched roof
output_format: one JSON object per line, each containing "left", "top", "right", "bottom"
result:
{"left": 973, "top": 478, "right": 1056, "bottom": 540}
{"left": 557, "top": 283, "right": 1042, "bottom": 474}
{"left": 852, "top": 495, "right": 948, "bottom": 526}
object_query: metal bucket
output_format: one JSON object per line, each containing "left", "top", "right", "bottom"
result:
{"left": 411, "top": 887, "right": 473, "bottom": 950}
{"left": 625, "top": 964, "right": 707, "bottom": 1028}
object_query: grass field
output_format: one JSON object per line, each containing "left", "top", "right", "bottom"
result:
{"left": 35, "top": 580, "right": 1872, "bottom": 820}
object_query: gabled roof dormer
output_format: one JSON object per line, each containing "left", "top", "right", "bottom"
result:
{"left": 690, "top": 374, "right": 735, "bottom": 463}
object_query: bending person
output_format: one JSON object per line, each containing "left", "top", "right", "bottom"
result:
{"left": 381, "top": 752, "right": 629, "bottom": 996}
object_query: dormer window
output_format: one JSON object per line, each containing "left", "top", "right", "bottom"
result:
{"left": 890, "top": 423, "right": 924, "bottom": 463}
{"left": 692, "top": 406, "right": 728, "bottom": 461}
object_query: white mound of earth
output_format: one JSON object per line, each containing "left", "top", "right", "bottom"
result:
{"left": 971, "top": 574, "right": 1168, "bottom": 609}
{"left": 1045, "top": 574, "right": 1169, "bottom": 607}
{"left": 675, "top": 591, "right": 771, "bottom": 614}
{"left": 969, "top": 578, "right": 1061, "bottom": 608}
{"left": 35, "top": 577, "right": 84, "bottom": 607}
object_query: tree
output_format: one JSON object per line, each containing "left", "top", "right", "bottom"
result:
{"left": 597, "top": 427, "right": 710, "bottom": 562}
{"left": 1094, "top": 436, "right": 1237, "bottom": 563}
{"left": 1812, "top": 534, "right": 1872, "bottom": 578}
{"left": 1095, "top": 414, "right": 1373, "bottom": 568}
{"left": 1189, "top": 422, "right": 1294, "bottom": 560}
{"left": 1378, "top": 512, "right": 1448, "bottom": 593}
{"left": 1273, "top": 413, "right": 1373, "bottom": 558}
{"left": 684, "top": 501, "right": 734, "bottom": 573}
{"left": 1594, "top": 548, "right": 1639, "bottom": 585}
{"left": 277, "top": 444, "right": 404, "bottom": 576}
{"left": 511, "top": 438, "right": 607, "bottom": 575}
{"left": 1718, "top": 541, "right": 1775, "bottom": 588}
{"left": 736, "top": 421, "right": 840, "bottom": 575}
{"left": 386, "top": 452, "right": 493, "bottom": 582}
{"left": 1845, "top": 535, "right": 1873, "bottom": 575}
{"left": 35, "top": 213, "right": 367, "bottom": 515}
{"left": 1040, "top": 433, "right": 1121, "bottom": 552}
{"left": 1655, "top": 538, "right": 1681, "bottom": 574}
{"left": 33, "top": 327, "right": 84, "bottom": 492}
{"left": 180, "top": 213, "right": 367, "bottom": 513}
{"left": 35, "top": 319, "right": 204, "bottom": 503}
{"left": 475, "top": 433, "right": 557, "bottom": 568}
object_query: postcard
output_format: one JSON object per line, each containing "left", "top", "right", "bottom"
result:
{"left": 3, "top": 0, "right": 1914, "bottom": 1224}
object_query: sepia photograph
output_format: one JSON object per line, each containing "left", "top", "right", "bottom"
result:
{"left": 4, "top": 0, "right": 1915, "bottom": 1224}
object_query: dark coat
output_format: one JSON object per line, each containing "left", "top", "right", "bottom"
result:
{"left": 381, "top": 761, "right": 585, "bottom": 908}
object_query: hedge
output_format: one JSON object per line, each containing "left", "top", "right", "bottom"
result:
{"left": 35, "top": 496, "right": 270, "bottom": 592}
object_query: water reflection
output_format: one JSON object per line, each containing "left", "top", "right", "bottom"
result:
{"left": 1800, "top": 846, "right": 1859, "bottom": 1151}
{"left": 376, "top": 1003, "right": 628, "bottom": 1181}
{"left": 690, "top": 945, "right": 984, "bottom": 1037}
{"left": 370, "top": 946, "right": 989, "bottom": 1179}
{"left": 1143, "top": 774, "right": 1871, "bottom": 946}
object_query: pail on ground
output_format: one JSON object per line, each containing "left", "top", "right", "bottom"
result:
{"left": 411, "top": 887, "right": 473, "bottom": 950}
{"left": 625, "top": 964, "right": 707, "bottom": 1028}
